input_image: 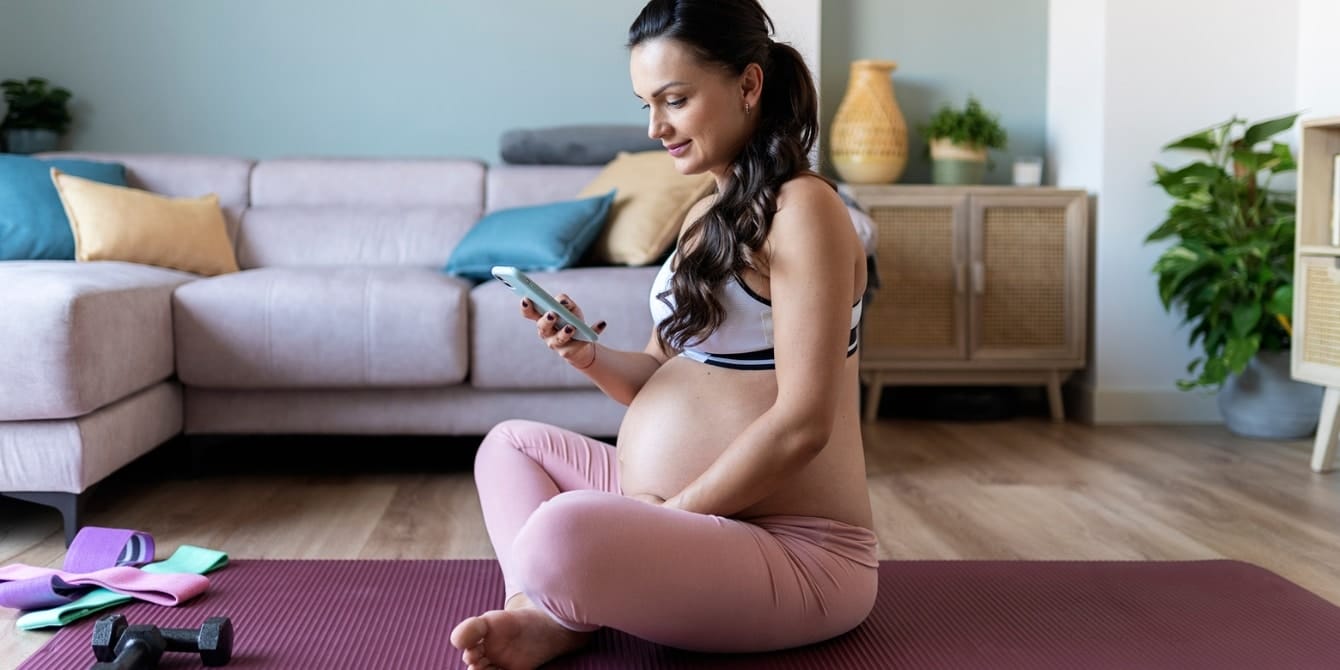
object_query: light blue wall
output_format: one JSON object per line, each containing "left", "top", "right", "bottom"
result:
{"left": 0, "top": 0, "right": 1047, "bottom": 184}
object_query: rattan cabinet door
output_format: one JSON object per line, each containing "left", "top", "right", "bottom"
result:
{"left": 1295, "top": 255, "right": 1340, "bottom": 386}
{"left": 968, "top": 194, "right": 1087, "bottom": 363}
{"left": 861, "top": 194, "right": 968, "bottom": 362}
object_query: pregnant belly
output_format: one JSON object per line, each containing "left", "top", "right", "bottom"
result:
{"left": 616, "top": 357, "right": 776, "bottom": 500}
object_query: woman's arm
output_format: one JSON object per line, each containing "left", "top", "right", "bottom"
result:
{"left": 664, "top": 178, "right": 859, "bottom": 516}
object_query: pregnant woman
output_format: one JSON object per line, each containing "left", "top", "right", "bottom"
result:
{"left": 450, "top": 1, "right": 875, "bottom": 668}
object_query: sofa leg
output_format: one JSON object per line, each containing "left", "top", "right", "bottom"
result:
{"left": 2, "top": 490, "right": 88, "bottom": 547}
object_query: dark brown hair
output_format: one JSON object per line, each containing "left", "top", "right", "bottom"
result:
{"left": 628, "top": 0, "right": 821, "bottom": 349}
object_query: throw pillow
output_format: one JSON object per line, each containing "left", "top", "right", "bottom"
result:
{"left": 444, "top": 189, "right": 615, "bottom": 281}
{"left": 578, "top": 150, "right": 716, "bottom": 266}
{"left": 0, "top": 155, "right": 127, "bottom": 260}
{"left": 499, "top": 125, "right": 662, "bottom": 166}
{"left": 50, "top": 168, "right": 239, "bottom": 276}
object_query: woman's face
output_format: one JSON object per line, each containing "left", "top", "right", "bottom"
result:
{"left": 630, "top": 38, "right": 759, "bottom": 180}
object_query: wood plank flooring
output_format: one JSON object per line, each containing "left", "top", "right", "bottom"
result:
{"left": 2, "top": 420, "right": 1338, "bottom": 667}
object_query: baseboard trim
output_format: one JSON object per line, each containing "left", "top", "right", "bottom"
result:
{"left": 1068, "top": 382, "right": 1221, "bottom": 424}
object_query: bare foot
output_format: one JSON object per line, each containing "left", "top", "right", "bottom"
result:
{"left": 449, "top": 594, "right": 592, "bottom": 670}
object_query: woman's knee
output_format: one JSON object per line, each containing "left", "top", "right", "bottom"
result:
{"left": 511, "top": 491, "right": 623, "bottom": 594}
{"left": 475, "top": 419, "right": 549, "bottom": 473}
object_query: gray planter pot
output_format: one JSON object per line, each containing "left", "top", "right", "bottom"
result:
{"left": 1217, "top": 349, "right": 1324, "bottom": 439}
{"left": 3, "top": 128, "right": 60, "bottom": 154}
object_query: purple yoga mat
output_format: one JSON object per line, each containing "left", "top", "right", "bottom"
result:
{"left": 18, "top": 559, "right": 1340, "bottom": 669}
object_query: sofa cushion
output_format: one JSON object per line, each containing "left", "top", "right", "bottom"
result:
{"left": 0, "top": 155, "right": 126, "bottom": 261}
{"left": 0, "top": 261, "right": 196, "bottom": 421}
{"left": 485, "top": 165, "right": 604, "bottom": 214}
{"left": 52, "top": 169, "right": 240, "bottom": 276}
{"left": 237, "top": 158, "right": 486, "bottom": 268}
{"left": 444, "top": 190, "right": 615, "bottom": 281}
{"left": 35, "top": 152, "right": 255, "bottom": 250}
{"left": 174, "top": 267, "right": 472, "bottom": 389}
{"left": 470, "top": 267, "right": 659, "bottom": 389}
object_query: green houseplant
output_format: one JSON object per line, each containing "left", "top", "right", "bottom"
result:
{"left": 921, "top": 96, "right": 1007, "bottom": 185}
{"left": 1, "top": 77, "right": 73, "bottom": 154}
{"left": 1146, "top": 112, "right": 1323, "bottom": 437}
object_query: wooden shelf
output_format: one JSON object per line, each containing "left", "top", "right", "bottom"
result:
{"left": 1292, "top": 116, "right": 1340, "bottom": 472}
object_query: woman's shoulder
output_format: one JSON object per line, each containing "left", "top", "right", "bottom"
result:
{"left": 773, "top": 172, "right": 849, "bottom": 232}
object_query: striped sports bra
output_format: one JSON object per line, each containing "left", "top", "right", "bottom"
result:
{"left": 649, "top": 252, "right": 862, "bottom": 370}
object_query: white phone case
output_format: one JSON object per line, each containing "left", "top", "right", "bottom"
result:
{"left": 491, "top": 266, "right": 599, "bottom": 342}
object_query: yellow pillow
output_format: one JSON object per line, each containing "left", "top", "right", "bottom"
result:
{"left": 578, "top": 150, "right": 716, "bottom": 265}
{"left": 51, "top": 168, "right": 239, "bottom": 276}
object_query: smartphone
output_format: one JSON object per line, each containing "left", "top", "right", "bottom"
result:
{"left": 490, "top": 266, "right": 600, "bottom": 343}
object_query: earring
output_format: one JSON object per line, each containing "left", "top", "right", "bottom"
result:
{"left": 744, "top": 102, "right": 752, "bottom": 115}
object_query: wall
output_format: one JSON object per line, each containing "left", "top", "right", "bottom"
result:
{"left": 0, "top": 0, "right": 644, "bottom": 161}
{"left": 0, "top": 0, "right": 1048, "bottom": 179}
{"left": 820, "top": 0, "right": 1049, "bottom": 184}
{"left": 1048, "top": 0, "right": 1304, "bottom": 423}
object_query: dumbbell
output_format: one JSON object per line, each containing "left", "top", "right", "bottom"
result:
{"left": 91, "top": 613, "right": 233, "bottom": 667}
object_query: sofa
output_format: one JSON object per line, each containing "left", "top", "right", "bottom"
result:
{"left": 0, "top": 152, "right": 876, "bottom": 544}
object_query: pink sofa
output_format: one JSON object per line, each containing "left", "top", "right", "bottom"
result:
{"left": 0, "top": 153, "right": 660, "bottom": 542}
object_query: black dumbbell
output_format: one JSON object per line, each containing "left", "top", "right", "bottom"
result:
{"left": 90, "top": 623, "right": 164, "bottom": 670}
{"left": 91, "top": 613, "right": 233, "bottom": 667}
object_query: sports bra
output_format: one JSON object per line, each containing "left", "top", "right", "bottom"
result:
{"left": 649, "top": 252, "right": 862, "bottom": 370}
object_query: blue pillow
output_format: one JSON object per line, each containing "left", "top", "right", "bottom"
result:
{"left": 0, "top": 155, "right": 128, "bottom": 260}
{"left": 444, "top": 190, "right": 615, "bottom": 281}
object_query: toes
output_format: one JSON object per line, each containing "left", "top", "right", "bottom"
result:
{"left": 463, "top": 644, "right": 486, "bottom": 664}
{"left": 449, "top": 616, "right": 488, "bottom": 650}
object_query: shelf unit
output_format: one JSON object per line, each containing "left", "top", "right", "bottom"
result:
{"left": 1293, "top": 117, "right": 1340, "bottom": 473}
{"left": 844, "top": 185, "right": 1089, "bottom": 423}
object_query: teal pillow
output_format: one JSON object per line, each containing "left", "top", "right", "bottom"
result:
{"left": 0, "top": 155, "right": 128, "bottom": 260}
{"left": 444, "top": 190, "right": 615, "bottom": 281}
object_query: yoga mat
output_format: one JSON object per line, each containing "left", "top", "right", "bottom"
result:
{"left": 18, "top": 559, "right": 1340, "bottom": 669}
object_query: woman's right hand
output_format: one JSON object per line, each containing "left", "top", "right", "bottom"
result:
{"left": 519, "top": 294, "right": 607, "bottom": 369}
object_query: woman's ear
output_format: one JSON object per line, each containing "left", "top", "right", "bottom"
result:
{"left": 740, "top": 62, "right": 764, "bottom": 109}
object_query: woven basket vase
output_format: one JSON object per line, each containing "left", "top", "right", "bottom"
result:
{"left": 830, "top": 59, "right": 908, "bottom": 184}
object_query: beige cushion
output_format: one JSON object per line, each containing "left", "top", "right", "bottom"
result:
{"left": 578, "top": 151, "right": 715, "bottom": 265}
{"left": 51, "top": 168, "right": 239, "bottom": 276}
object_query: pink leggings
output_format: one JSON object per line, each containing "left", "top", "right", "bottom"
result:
{"left": 474, "top": 419, "right": 879, "bottom": 653}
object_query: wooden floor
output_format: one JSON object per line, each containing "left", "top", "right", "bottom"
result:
{"left": 3, "top": 419, "right": 1339, "bottom": 667}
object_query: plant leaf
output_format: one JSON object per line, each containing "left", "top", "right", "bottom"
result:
{"left": 1231, "top": 303, "right": 1261, "bottom": 337}
{"left": 1242, "top": 112, "right": 1299, "bottom": 147}
{"left": 1163, "top": 129, "right": 1218, "bottom": 153}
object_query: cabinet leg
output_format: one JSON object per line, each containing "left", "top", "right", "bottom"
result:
{"left": 1046, "top": 370, "right": 1065, "bottom": 422}
{"left": 1313, "top": 387, "right": 1340, "bottom": 474}
{"left": 863, "top": 372, "right": 885, "bottom": 424}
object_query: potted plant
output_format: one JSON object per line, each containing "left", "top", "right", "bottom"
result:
{"left": 1146, "top": 112, "right": 1323, "bottom": 438}
{"left": 1, "top": 77, "right": 73, "bottom": 154}
{"left": 921, "top": 96, "right": 1007, "bottom": 185}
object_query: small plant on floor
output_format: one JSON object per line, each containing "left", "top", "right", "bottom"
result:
{"left": 1144, "top": 112, "right": 1298, "bottom": 390}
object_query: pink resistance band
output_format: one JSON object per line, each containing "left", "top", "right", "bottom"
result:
{"left": 0, "top": 527, "right": 207, "bottom": 610}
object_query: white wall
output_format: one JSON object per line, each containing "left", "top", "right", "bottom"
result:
{"left": 1049, "top": 0, "right": 1302, "bottom": 423}
{"left": 1297, "top": 0, "right": 1340, "bottom": 125}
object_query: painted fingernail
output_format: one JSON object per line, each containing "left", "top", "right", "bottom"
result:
{"left": 521, "top": 299, "right": 530, "bottom": 307}
{"left": 563, "top": 325, "right": 574, "bottom": 334}
{"left": 546, "top": 313, "right": 555, "bottom": 321}
{"left": 559, "top": 298, "right": 569, "bottom": 306}
{"left": 596, "top": 321, "right": 607, "bottom": 330}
